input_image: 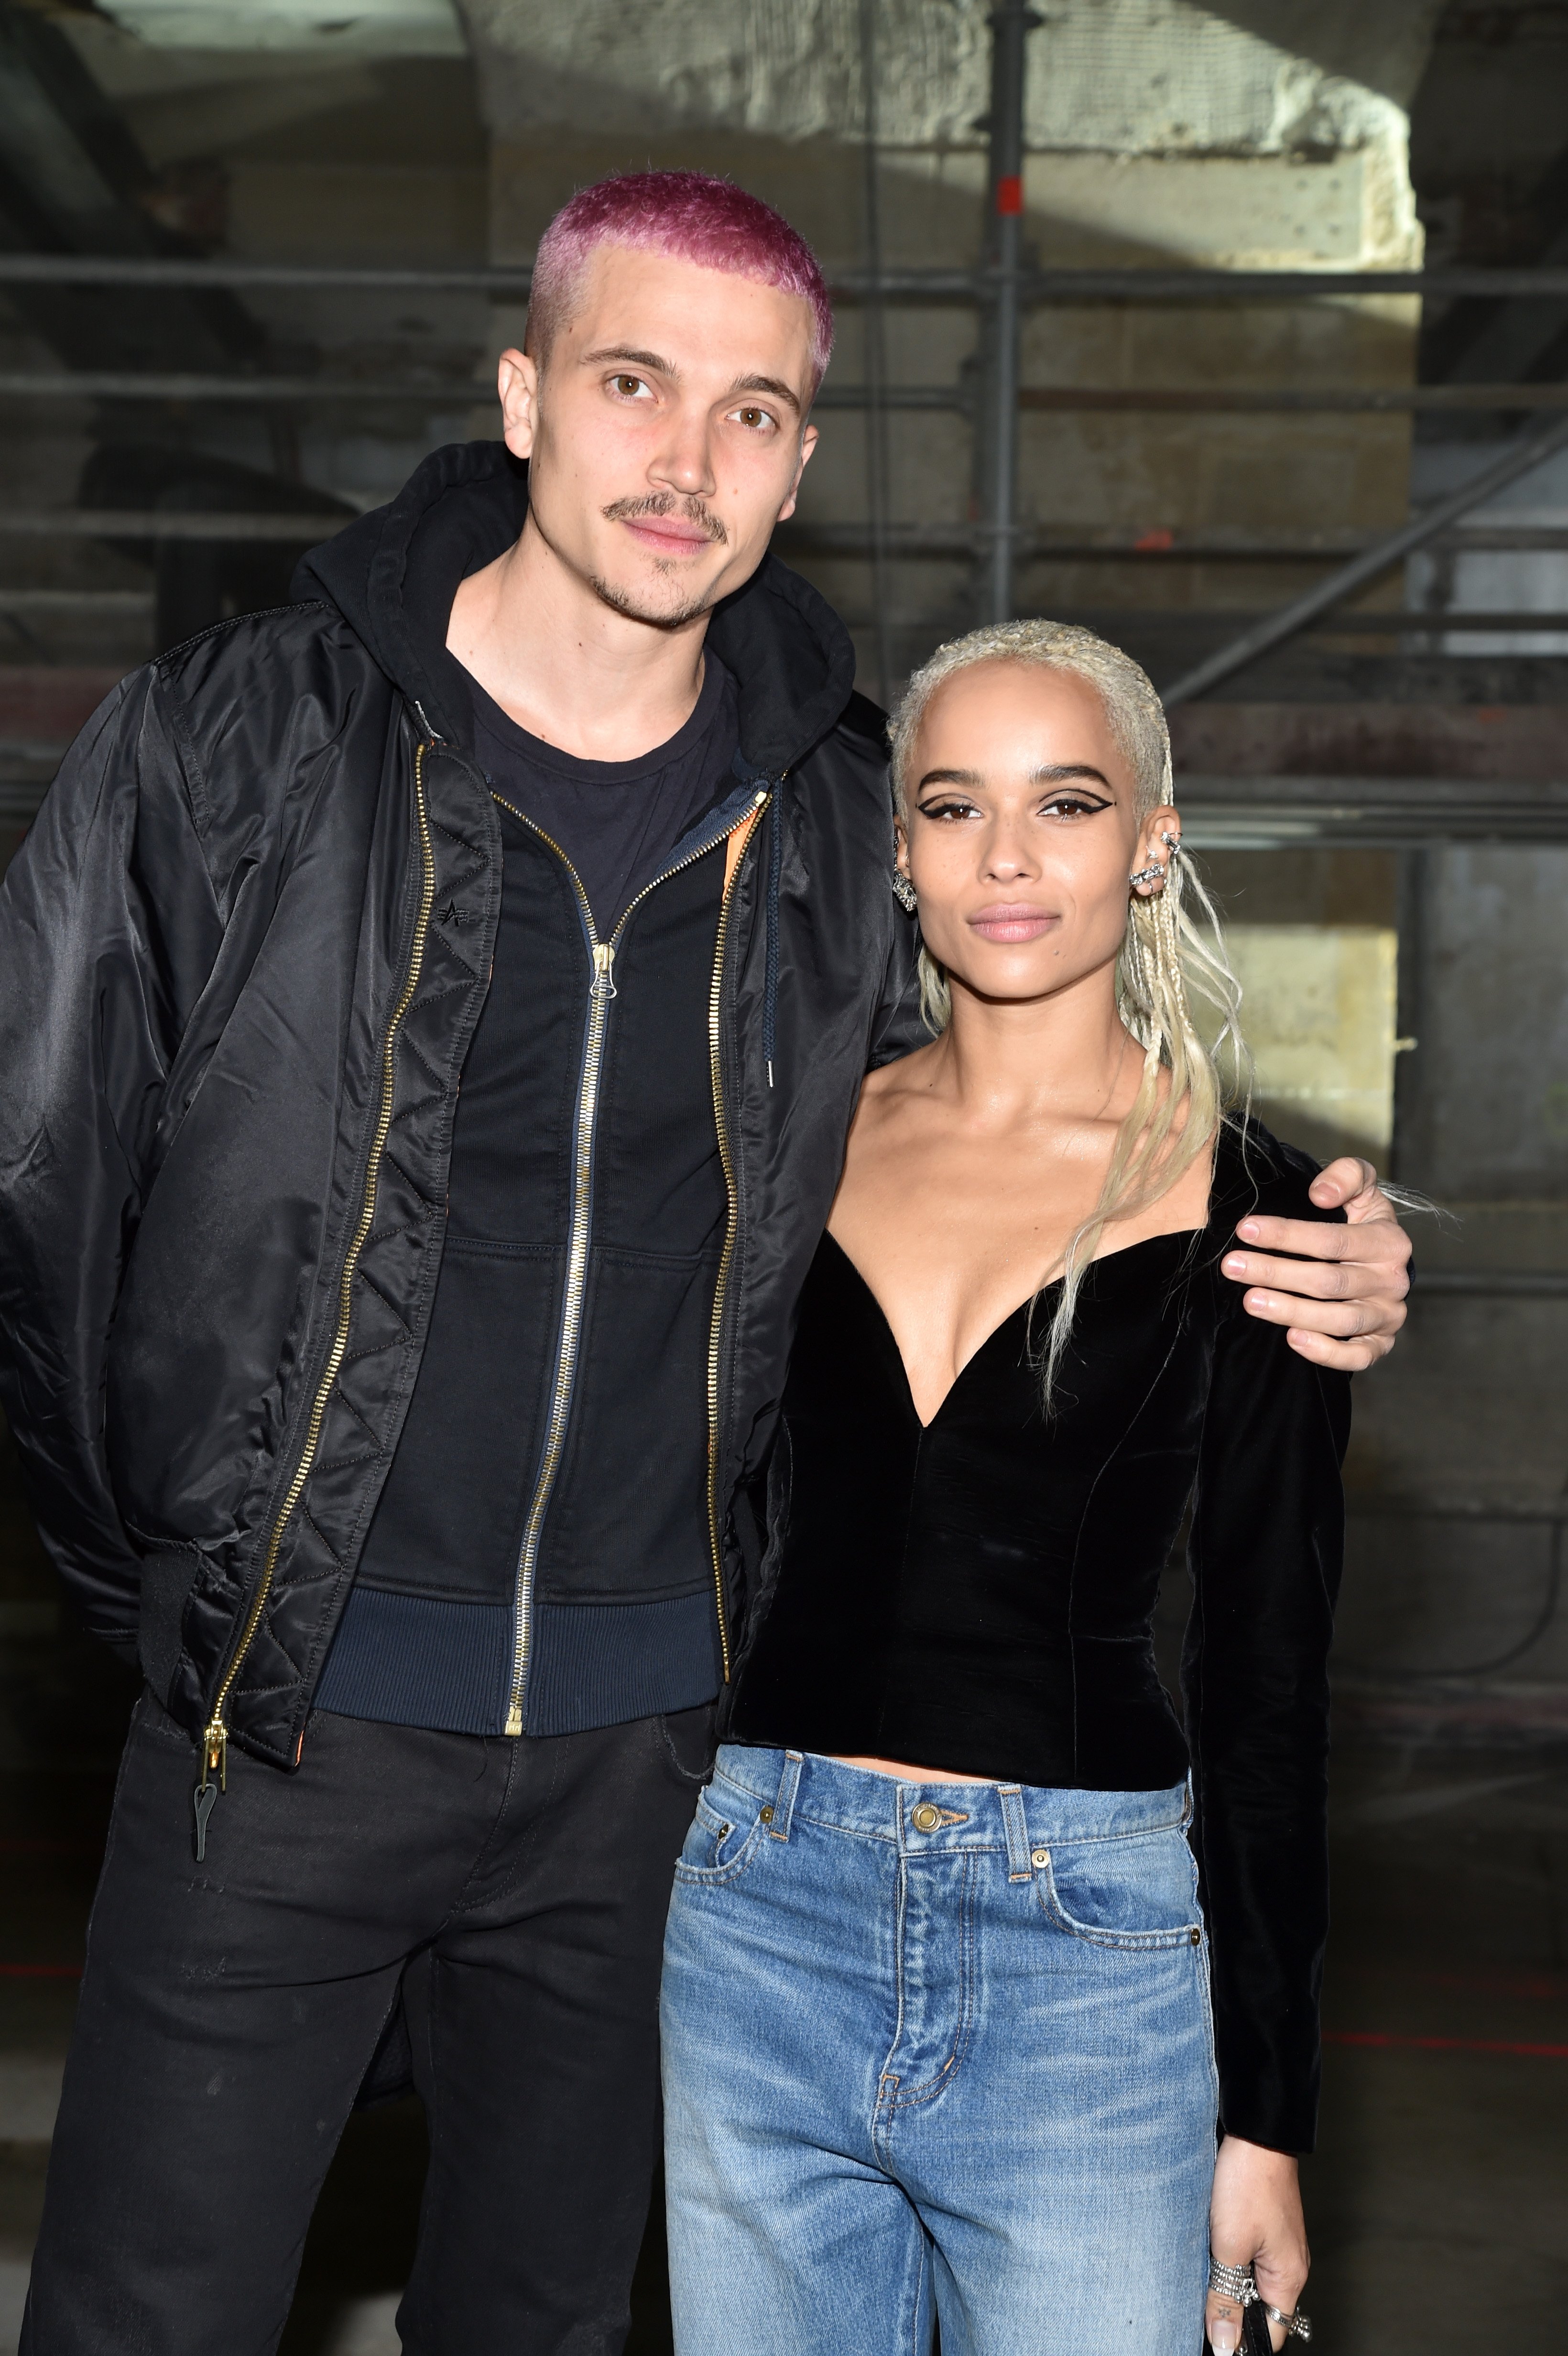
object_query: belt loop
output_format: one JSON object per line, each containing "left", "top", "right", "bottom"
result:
{"left": 998, "top": 1785, "right": 1033, "bottom": 1881}
{"left": 767, "top": 1750, "right": 804, "bottom": 1842}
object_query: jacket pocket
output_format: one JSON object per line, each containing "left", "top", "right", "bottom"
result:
{"left": 1036, "top": 1826, "right": 1204, "bottom": 1952}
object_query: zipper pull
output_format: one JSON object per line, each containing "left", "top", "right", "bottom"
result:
{"left": 591, "top": 942, "right": 617, "bottom": 1000}
{"left": 192, "top": 1721, "right": 227, "bottom": 1862}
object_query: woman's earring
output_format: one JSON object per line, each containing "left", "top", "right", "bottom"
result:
{"left": 892, "top": 871, "right": 918, "bottom": 913}
{"left": 1129, "top": 862, "right": 1165, "bottom": 892}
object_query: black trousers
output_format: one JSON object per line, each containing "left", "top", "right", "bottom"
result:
{"left": 22, "top": 1689, "right": 714, "bottom": 2356}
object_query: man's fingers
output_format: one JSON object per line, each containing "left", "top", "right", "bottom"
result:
{"left": 1225, "top": 1251, "right": 1356, "bottom": 1302}
{"left": 1286, "top": 1322, "right": 1395, "bottom": 1371}
{"left": 1233, "top": 1211, "right": 1412, "bottom": 1276}
{"left": 1308, "top": 1153, "right": 1379, "bottom": 1212}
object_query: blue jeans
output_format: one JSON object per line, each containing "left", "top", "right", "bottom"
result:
{"left": 662, "top": 1747, "right": 1218, "bottom": 2356}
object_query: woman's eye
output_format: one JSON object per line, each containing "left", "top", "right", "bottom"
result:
{"left": 917, "top": 798, "right": 979, "bottom": 823}
{"left": 1040, "top": 795, "right": 1106, "bottom": 819}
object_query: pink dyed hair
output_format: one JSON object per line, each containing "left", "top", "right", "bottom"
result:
{"left": 526, "top": 170, "right": 833, "bottom": 393}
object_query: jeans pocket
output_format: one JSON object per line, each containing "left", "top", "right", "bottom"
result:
{"left": 672, "top": 1786, "right": 768, "bottom": 1886}
{"left": 1036, "top": 1826, "right": 1205, "bottom": 1952}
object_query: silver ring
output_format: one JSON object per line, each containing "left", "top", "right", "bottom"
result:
{"left": 1263, "top": 2303, "right": 1312, "bottom": 2342}
{"left": 1207, "top": 2261, "right": 1257, "bottom": 2304}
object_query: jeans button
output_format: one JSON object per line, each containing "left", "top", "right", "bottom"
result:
{"left": 911, "top": 1802, "right": 941, "bottom": 1832}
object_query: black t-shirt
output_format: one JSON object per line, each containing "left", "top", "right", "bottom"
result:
{"left": 468, "top": 654, "right": 740, "bottom": 934}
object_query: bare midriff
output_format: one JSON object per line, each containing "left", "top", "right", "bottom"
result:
{"left": 831, "top": 1754, "right": 995, "bottom": 1784}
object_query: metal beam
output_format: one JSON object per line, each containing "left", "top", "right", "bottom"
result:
{"left": 7, "top": 255, "right": 1568, "bottom": 300}
{"left": 976, "top": 2, "right": 1040, "bottom": 624}
{"left": 1158, "top": 413, "right": 1568, "bottom": 708}
{"left": 776, "top": 517, "right": 1568, "bottom": 562}
{"left": 0, "top": 372, "right": 1565, "bottom": 414}
{"left": 1175, "top": 774, "right": 1568, "bottom": 847}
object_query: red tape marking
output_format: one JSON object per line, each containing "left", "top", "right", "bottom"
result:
{"left": 995, "top": 175, "right": 1024, "bottom": 216}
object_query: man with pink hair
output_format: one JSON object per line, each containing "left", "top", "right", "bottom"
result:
{"left": 0, "top": 170, "right": 1409, "bottom": 2352}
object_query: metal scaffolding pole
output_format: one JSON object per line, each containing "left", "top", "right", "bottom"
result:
{"left": 978, "top": 2, "right": 1040, "bottom": 625}
{"left": 1159, "top": 409, "right": 1568, "bottom": 706}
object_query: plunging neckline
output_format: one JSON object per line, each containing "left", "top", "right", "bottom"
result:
{"left": 822, "top": 1224, "right": 1205, "bottom": 1431}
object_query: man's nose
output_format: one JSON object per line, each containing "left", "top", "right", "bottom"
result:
{"left": 649, "top": 405, "right": 717, "bottom": 499}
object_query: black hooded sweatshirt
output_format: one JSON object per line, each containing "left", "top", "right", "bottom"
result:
{"left": 312, "top": 454, "right": 761, "bottom": 1736}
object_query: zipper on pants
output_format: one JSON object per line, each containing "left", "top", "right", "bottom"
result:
{"left": 495, "top": 790, "right": 767, "bottom": 1736}
{"left": 193, "top": 740, "right": 439, "bottom": 1858}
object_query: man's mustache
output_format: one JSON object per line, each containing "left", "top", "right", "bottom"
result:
{"left": 601, "top": 494, "right": 728, "bottom": 546}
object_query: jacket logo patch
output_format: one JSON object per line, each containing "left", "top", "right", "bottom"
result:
{"left": 435, "top": 898, "right": 478, "bottom": 927}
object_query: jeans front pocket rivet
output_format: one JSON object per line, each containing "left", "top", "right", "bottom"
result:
{"left": 1189, "top": 1927, "right": 1202, "bottom": 1945}
{"left": 759, "top": 1805, "right": 774, "bottom": 1824}
{"left": 1031, "top": 1847, "right": 1050, "bottom": 1868}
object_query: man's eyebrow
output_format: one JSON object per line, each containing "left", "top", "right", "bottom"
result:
{"left": 581, "top": 345, "right": 678, "bottom": 375}
{"left": 727, "top": 372, "right": 802, "bottom": 415}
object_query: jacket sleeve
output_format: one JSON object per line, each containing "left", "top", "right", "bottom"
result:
{"left": 867, "top": 902, "right": 924, "bottom": 1068}
{"left": 1183, "top": 1287, "right": 1351, "bottom": 2155}
{"left": 0, "top": 668, "right": 222, "bottom": 1655}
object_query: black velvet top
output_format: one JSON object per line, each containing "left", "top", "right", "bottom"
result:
{"left": 729, "top": 1119, "right": 1351, "bottom": 2153}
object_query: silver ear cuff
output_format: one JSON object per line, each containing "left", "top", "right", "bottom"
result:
{"left": 892, "top": 872, "right": 917, "bottom": 913}
{"left": 1129, "top": 862, "right": 1165, "bottom": 889}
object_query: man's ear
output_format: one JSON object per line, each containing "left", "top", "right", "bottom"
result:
{"left": 776, "top": 422, "right": 819, "bottom": 523}
{"left": 497, "top": 347, "right": 539, "bottom": 461}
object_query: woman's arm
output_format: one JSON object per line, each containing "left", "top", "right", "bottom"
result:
{"left": 1206, "top": 2138, "right": 1311, "bottom": 2354}
{"left": 1184, "top": 1276, "right": 1351, "bottom": 2153}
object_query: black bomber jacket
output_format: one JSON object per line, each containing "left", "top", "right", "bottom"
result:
{"left": 0, "top": 442, "right": 920, "bottom": 1775}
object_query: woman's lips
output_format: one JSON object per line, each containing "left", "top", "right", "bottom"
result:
{"left": 968, "top": 904, "right": 1057, "bottom": 943}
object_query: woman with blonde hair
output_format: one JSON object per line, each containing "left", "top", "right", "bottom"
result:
{"left": 661, "top": 622, "right": 1337, "bottom": 2356}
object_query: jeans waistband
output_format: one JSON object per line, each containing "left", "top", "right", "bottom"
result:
{"left": 712, "top": 1745, "right": 1189, "bottom": 1857}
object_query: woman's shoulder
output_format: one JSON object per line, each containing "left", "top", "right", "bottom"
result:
{"left": 1204, "top": 1113, "right": 1345, "bottom": 1244}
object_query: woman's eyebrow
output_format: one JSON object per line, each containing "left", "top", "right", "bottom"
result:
{"left": 916, "top": 767, "right": 984, "bottom": 790}
{"left": 1032, "top": 763, "right": 1112, "bottom": 788}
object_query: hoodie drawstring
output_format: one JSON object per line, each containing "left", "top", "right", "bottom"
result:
{"left": 763, "top": 796, "right": 783, "bottom": 1089}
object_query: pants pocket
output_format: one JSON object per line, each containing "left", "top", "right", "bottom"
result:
{"left": 1036, "top": 1825, "right": 1204, "bottom": 1951}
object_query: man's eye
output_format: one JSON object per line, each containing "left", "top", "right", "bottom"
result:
{"left": 731, "top": 405, "right": 775, "bottom": 431}
{"left": 610, "top": 373, "right": 651, "bottom": 398}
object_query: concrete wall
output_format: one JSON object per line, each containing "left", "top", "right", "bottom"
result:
{"left": 461, "top": 0, "right": 1444, "bottom": 684}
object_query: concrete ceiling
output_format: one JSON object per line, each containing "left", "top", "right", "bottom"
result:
{"left": 91, "top": 1, "right": 466, "bottom": 57}
{"left": 457, "top": 0, "right": 1442, "bottom": 155}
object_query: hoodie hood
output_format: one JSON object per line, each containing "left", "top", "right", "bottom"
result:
{"left": 294, "top": 439, "right": 859, "bottom": 778}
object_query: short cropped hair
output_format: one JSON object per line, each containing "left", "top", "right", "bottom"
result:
{"left": 525, "top": 170, "right": 833, "bottom": 393}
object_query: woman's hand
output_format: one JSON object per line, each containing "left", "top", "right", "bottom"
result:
{"left": 1206, "top": 2134, "right": 1309, "bottom": 2354}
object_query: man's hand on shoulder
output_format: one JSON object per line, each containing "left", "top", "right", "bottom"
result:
{"left": 1221, "top": 1155, "right": 1411, "bottom": 1373}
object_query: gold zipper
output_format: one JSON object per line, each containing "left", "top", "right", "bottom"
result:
{"left": 194, "top": 742, "right": 438, "bottom": 1840}
{"left": 493, "top": 788, "right": 768, "bottom": 1734}
{"left": 704, "top": 796, "right": 769, "bottom": 1683}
